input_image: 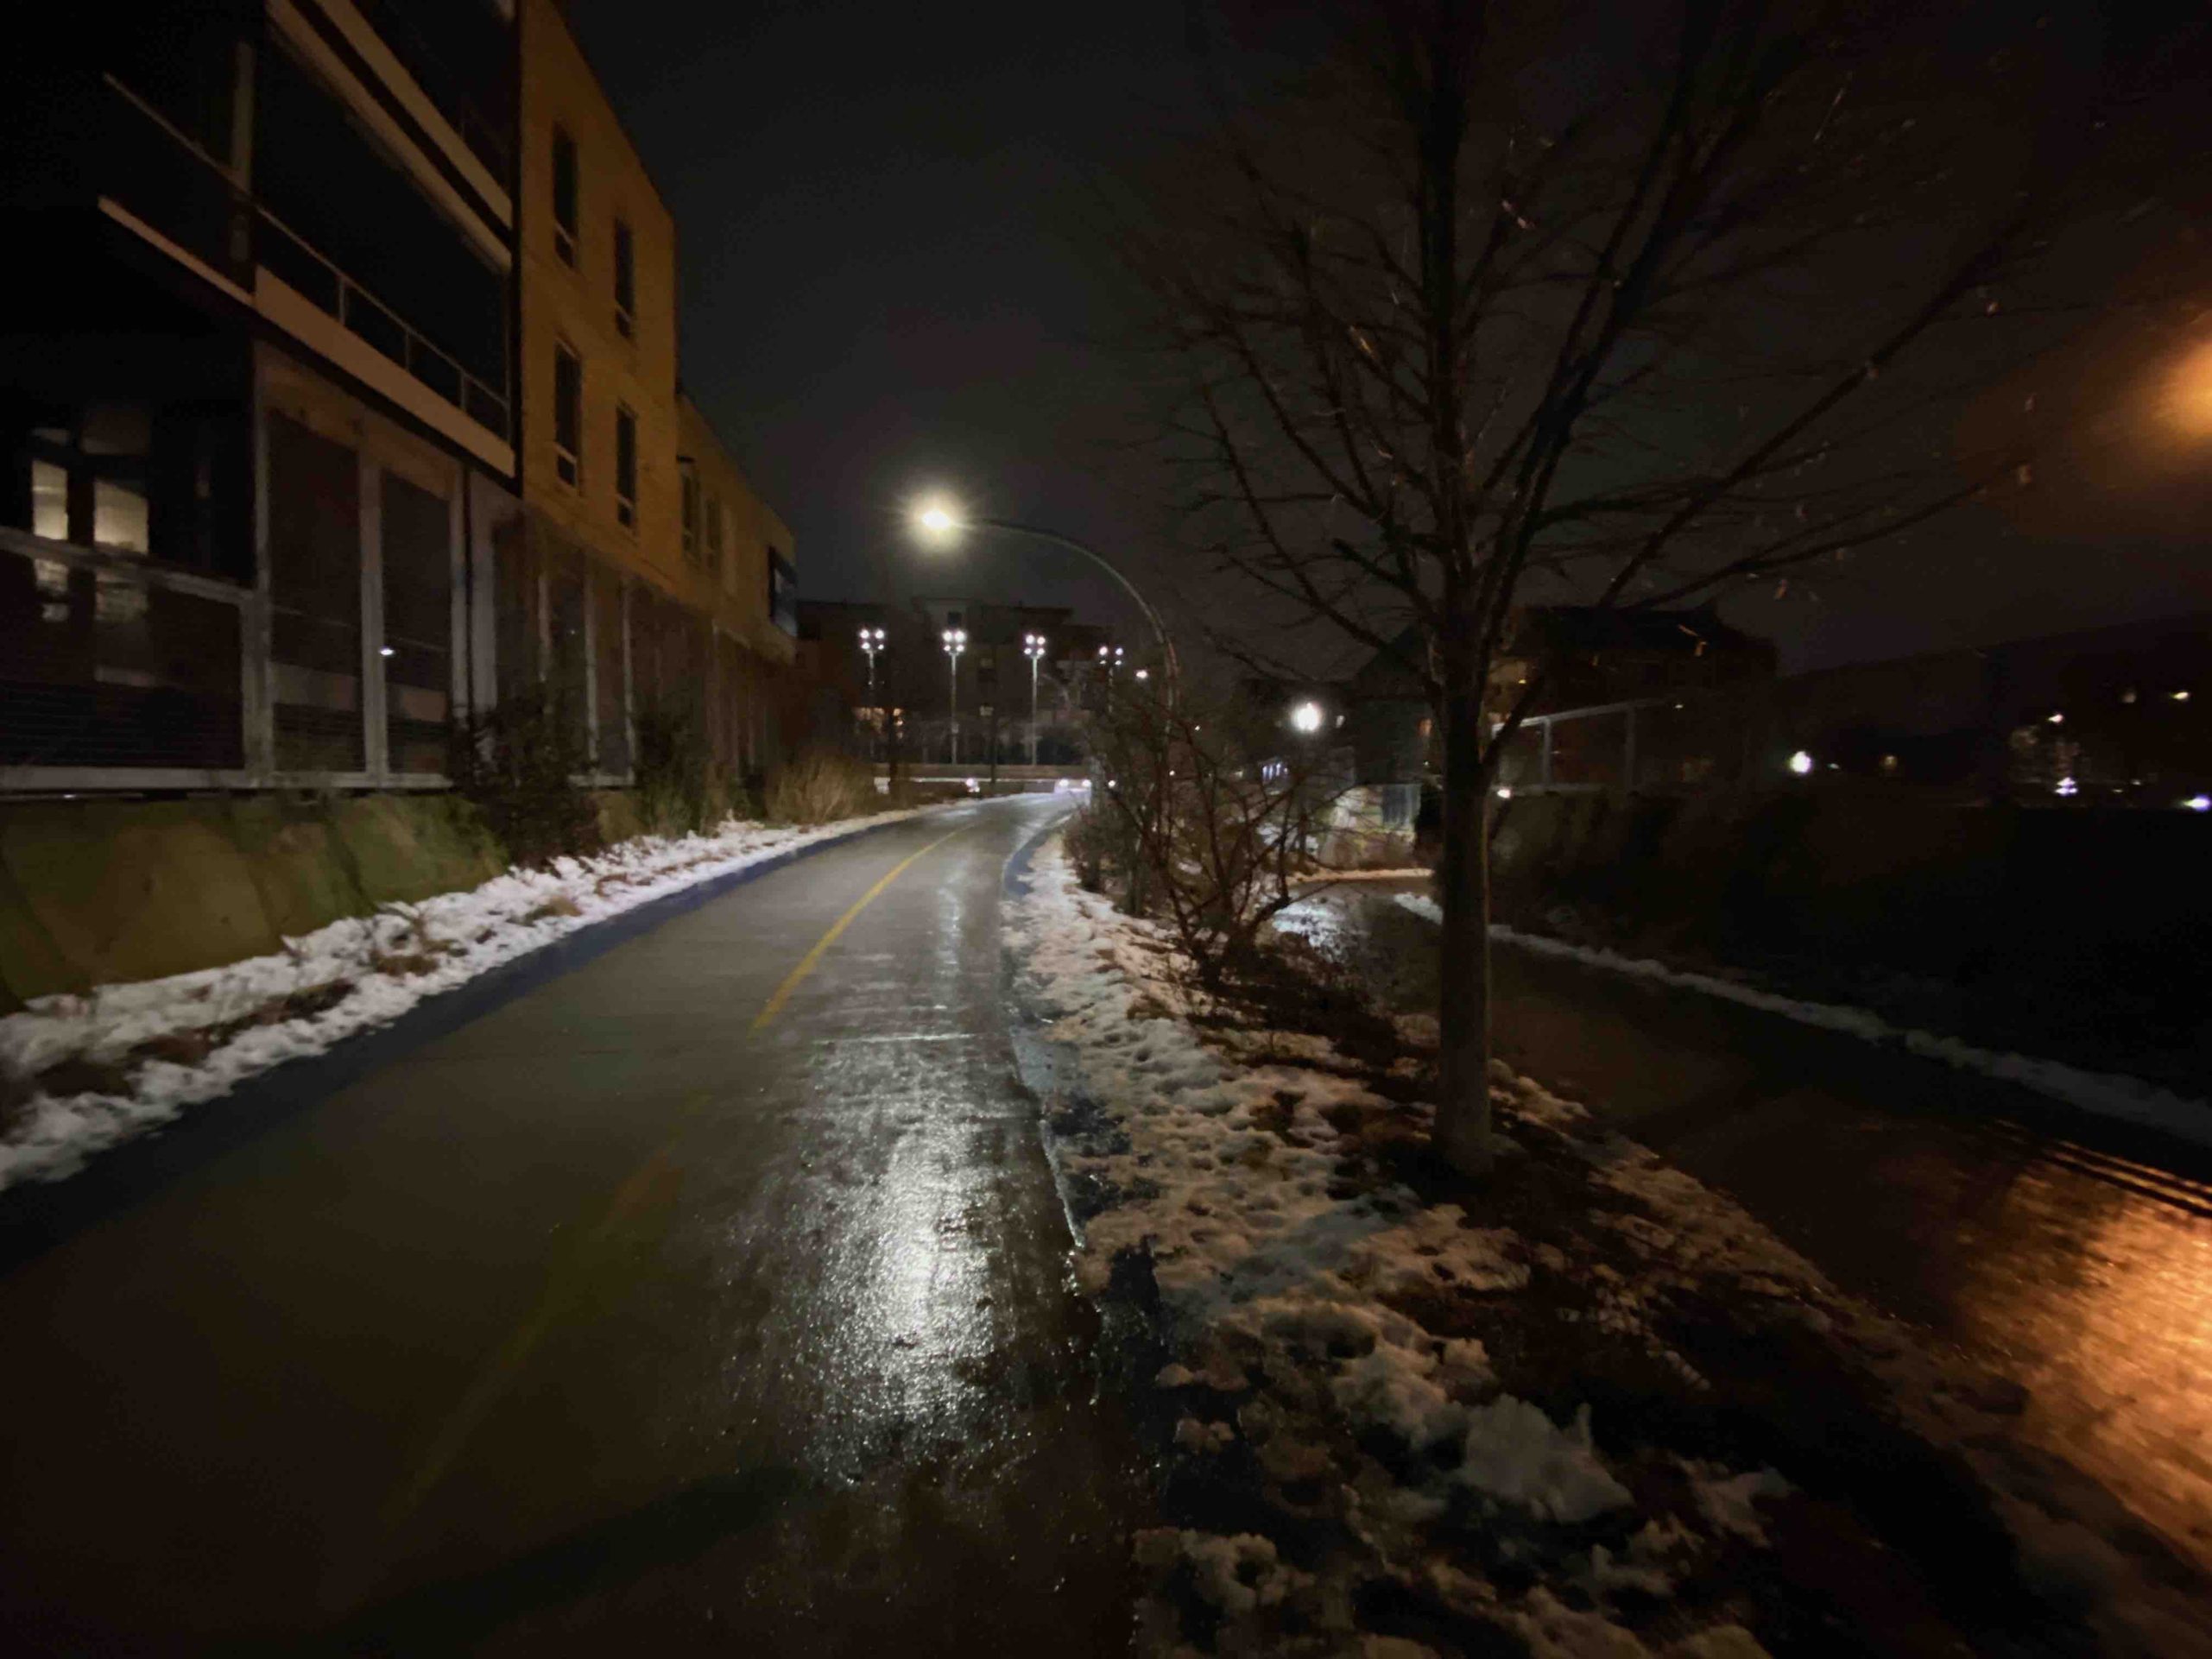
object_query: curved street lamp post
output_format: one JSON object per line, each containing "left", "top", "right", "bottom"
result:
{"left": 911, "top": 501, "right": 1179, "bottom": 690}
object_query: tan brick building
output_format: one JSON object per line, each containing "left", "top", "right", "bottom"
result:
{"left": 3, "top": 0, "right": 798, "bottom": 798}
{"left": 500, "top": 0, "right": 796, "bottom": 779}
{"left": 678, "top": 394, "right": 797, "bottom": 773}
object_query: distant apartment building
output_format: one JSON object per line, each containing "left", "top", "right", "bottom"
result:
{"left": 0, "top": 0, "right": 796, "bottom": 795}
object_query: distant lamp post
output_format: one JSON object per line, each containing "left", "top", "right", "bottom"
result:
{"left": 1097, "top": 642, "right": 1124, "bottom": 709}
{"left": 942, "top": 627, "right": 967, "bottom": 763}
{"left": 1290, "top": 699, "right": 1324, "bottom": 735}
{"left": 1023, "top": 632, "right": 1047, "bottom": 765}
{"left": 1787, "top": 749, "right": 1814, "bottom": 776}
{"left": 857, "top": 626, "right": 886, "bottom": 756}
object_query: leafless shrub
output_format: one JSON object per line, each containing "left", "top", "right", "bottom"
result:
{"left": 765, "top": 748, "right": 879, "bottom": 825}
{"left": 1086, "top": 678, "right": 1338, "bottom": 994}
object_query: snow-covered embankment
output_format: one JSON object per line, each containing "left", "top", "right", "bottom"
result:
{"left": 0, "top": 810, "right": 928, "bottom": 1191}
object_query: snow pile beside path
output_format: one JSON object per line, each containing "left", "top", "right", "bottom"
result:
{"left": 1394, "top": 893, "right": 2212, "bottom": 1148}
{"left": 1008, "top": 841, "right": 1807, "bottom": 1654}
{"left": 0, "top": 809, "right": 932, "bottom": 1191}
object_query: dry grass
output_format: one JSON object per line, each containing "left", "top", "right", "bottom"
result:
{"left": 766, "top": 750, "right": 877, "bottom": 825}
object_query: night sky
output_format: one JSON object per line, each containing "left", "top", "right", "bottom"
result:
{"left": 570, "top": 1, "right": 2212, "bottom": 674}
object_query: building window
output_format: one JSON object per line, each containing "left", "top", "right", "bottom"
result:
{"left": 768, "top": 548, "right": 797, "bottom": 635}
{"left": 552, "top": 126, "right": 578, "bottom": 267}
{"left": 615, "top": 407, "right": 637, "bottom": 528}
{"left": 613, "top": 218, "right": 635, "bottom": 339}
{"left": 553, "top": 344, "right": 581, "bottom": 487}
{"left": 705, "top": 494, "right": 723, "bottom": 575}
{"left": 681, "top": 467, "right": 699, "bottom": 556}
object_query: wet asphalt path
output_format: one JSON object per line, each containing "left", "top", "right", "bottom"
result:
{"left": 1283, "top": 884, "right": 2212, "bottom": 1580}
{"left": 0, "top": 795, "right": 1147, "bottom": 1654}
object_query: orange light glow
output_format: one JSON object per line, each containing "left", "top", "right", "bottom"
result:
{"left": 2162, "top": 337, "right": 2212, "bottom": 436}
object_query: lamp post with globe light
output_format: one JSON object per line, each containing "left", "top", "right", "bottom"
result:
{"left": 1097, "top": 642, "right": 1124, "bottom": 712}
{"left": 941, "top": 627, "right": 967, "bottom": 764}
{"left": 857, "top": 626, "right": 885, "bottom": 757}
{"left": 1023, "top": 633, "right": 1048, "bottom": 765}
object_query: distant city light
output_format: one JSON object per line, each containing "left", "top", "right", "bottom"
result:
{"left": 2176, "top": 690, "right": 2193, "bottom": 703}
{"left": 2046, "top": 711, "right": 2063, "bottom": 725}
{"left": 2185, "top": 795, "right": 2211, "bottom": 813}
{"left": 1495, "top": 785, "right": 1513, "bottom": 799}
{"left": 2055, "top": 776, "right": 2078, "bottom": 798}
{"left": 1290, "top": 700, "right": 1324, "bottom": 734}
{"left": 1134, "top": 668, "right": 1150, "bottom": 681}
{"left": 1787, "top": 750, "right": 1813, "bottom": 776}
{"left": 378, "top": 647, "right": 395, "bottom": 658}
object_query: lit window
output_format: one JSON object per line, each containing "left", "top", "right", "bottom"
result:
{"left": 552, "top": 127, "right": 578, "bottom": 267}
{"left": 613, "top": 218, "right": 635, "bottom": 338}
{"left": 553, "top": 345, "right": 582, "bottom": 486}
{"left": 615, "top": 407, "right": 637, "bottom": 529}
{"left": 31, "top": 458, "right": 66, "bottom": 540}
{"left": 92, "top": 478, "right": 149, "bottom": 554}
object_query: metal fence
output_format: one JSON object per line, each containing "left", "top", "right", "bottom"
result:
{"left": 1492, "top": 696, "right": 1752, "bottom": 794}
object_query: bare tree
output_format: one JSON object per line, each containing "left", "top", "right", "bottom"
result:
{"left": 1128, "top": 0, "right": 2182, "bottom": 1171}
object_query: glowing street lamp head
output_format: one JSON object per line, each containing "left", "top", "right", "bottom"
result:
{"left": 1290, "top": 699, "right": 1324, "bottom": 735}
{"left": 912, "top": 495, "right": 964, "bottom": 546}
{"left": 1787, "top": 749, "right": 1814, "bottom": 776}
{"left": 941, "top": 627, "right": 967, "bottom": 653}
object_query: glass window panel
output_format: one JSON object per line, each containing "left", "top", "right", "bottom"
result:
{"left": 267, "top": 411, "right": 363, "bottom": 771}
{"left": 31, "top": 460, "right": 66, "bottom": 540}
{"left": 93, "top": 479, "right": 149, "bottom": 554}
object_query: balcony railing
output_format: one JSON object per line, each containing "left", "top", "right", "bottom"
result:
{"left": 102, "top": 72, "right": 510, "bottom": 445}
{"left": 254, "top": 207, "right": 510, "bottom": 441}
{"left": 349, "top": 0, "right": 514, "bottom": 181}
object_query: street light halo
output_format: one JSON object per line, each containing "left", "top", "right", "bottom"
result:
{"left": 912, "top": 493, "right": 965, "bottom": 546}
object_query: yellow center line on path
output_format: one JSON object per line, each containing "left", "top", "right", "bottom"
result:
{"left": 750, "top": 823, "right": 968, "bottom": 1030}
{"left": 379, "top": 823, "right": 966, "bottom": 1536}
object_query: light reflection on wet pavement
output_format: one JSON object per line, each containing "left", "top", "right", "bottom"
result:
{"left": 1281, "top": 884, "right": 2212, "bottom": 1577}
{"left": 0, "top": 797, "right": 1147, "bottom": 1652}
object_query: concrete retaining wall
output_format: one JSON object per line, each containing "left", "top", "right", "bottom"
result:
{"left": 0, "top": 794, "right": 509, "bottom": 1012}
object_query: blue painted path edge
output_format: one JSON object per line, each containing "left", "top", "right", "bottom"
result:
{"left": 0, "top": 813, "right": 921, "bottom": 1271}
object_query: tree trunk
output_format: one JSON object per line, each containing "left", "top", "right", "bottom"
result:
{"left": 1433, "top": 665, "right": 1493, "bottom": 1175}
